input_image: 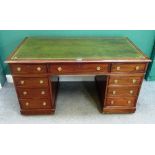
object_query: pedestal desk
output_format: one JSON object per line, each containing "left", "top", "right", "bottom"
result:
{"left": 6, "top": 37, "right": 151, "bottom": 115}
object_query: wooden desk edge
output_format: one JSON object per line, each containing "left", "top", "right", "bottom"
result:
{"left": 5, "top": 58, "right": 151, "bottom": 64}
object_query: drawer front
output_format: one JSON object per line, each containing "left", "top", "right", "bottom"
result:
{"left": 17, "top": 88, "right": 49, "bottom": 98}
{"left": 11, "top": 64, "right": 47, "bottom": 74}
{"left": 20, "top": 99, "right": 52, "bottom": 109}
{"left": 14, "top": 77, "right": 49, "bottom": 88}
{"left": 107, "top": 86, "right": 139, "bottom": 97}
{"left": 109, "top": 76, "right": 143, "bottom": 85}
{"left": 111, "top": 63, "right": 146, "bottom": 73}
{"left": 105, "top": 97, "right": 136, "bottom": 107}
{"left": 48, "top": 63, "right": 109, "bottom": 74}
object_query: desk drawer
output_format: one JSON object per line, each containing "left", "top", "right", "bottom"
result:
{"left": 20, "top": 99, "right": 52, "bottom": 109}
{"left": 111, "top": 63, "right": 146, "bottom": 73}
{"left": 14, "top": 77, "right": 49, "bottom": 88}
{"left": 107, "top": 86, "right": 139, "bottom": 97}
{"left": 108, "top": 76, "right": 143, "bottom": 85}
{"left": 48, "top": 63, "right": 109, "bottom": 74}
{"left": 105, "top": 97, "right": 136, "bottom": 107}
{"left": 17, "top": 88, "right": 49, "bottom": 98}
{"left": 11, "top": 64, "right": 47, "bottom": 74}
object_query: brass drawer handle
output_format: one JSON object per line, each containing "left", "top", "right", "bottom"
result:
{"left": 116, "top": 66, "right": 120, "bottom": 71}
{"left": 25, "top": 102, "right": 29, "bottom": 106}
{"left": 37, "top": 67, "right": 42, "bottom": 71}
{"left": 39, "top": 80, "right": 44, "bottom": 84}
{"left": 128, "top": 100, "right": 131, "bottom": 105}
{"left": 96, "top": 66, "right": 101, "bottom": 71}
{"left": 42, "top": 102, "right": 47, "bottom": 106}
{"left": 57, "top": 67, "right": 62, "bottom": 72}
{"left": 20, "top": 80, "right": 25, "bottom": 85}
{"left": 17, "top": 67, "right": 21, "bottom": 72}
{"left": 112, "top": 90, "right": 116, "bottom": 95}
{"left": 114, "top": 79, "right": 118, "bottom": 84}
{"left": 111, "top": 100, "right": 114, "bottom": 105}
{"left": 41, "top": 91, "right": 45, "bottom": 95}
{"left": 129, "top": 90, "right": 134, "bottom": 94}
{"left": 23, "top": 91, "right": 27, "bottom": 95}
{"left": 132, "top": 79, "right": 137, "bottom": 84}
{"left": 136, "top": 66, "right": 140, "bottom": 70}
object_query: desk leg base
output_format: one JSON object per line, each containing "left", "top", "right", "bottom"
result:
{"left": 103, "top": 107, "right": 136, "bottom": 114}
{"left": 20, "top": 109, "right": 55, "bottom": 115}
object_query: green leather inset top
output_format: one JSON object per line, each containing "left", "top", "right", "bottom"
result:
{"left": 11, "top": 37, "right": 146, "bottom": 60}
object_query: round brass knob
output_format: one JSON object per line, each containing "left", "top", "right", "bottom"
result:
{"left": 17, "top": 67, "right": 21, "bottom": 72}
{"left": 41, "top": 91, "right": 45, "bottom": 95}
{"left": 42, "top": 102, "right": 47, "bottom": 106}
{"left": 20, "top": 80, "right": 25, "bottom": 85}
{"left": 96, "top": 66, "right": 101, "bottom": 71}
{"left": 116, "top": 66, "right": 120, "bottom": 71}
{"left": 112, "top": 90, "right": 116, "bottom": 95}
{"left": 132, "top": 79, "right": 137, "bottom": 84}
{"left": 57, "top": 67, "right": 62, "bottom": 72}
{"left": 128, "top": 100, "right": 131, "bottom": 105}
{"left": 114, "top": 79, "right": 118, "bottom": 84}
{"left": 39, "top": 80, "right": 44, "bottom": 84}
{"left": 129, "top": 90, "right": 133, "bottom": 94}
{"left": 23, "top": 91, "right": 27, "bottom": 95}
{"left": 136, "top": 66, "right": 140, "bottom": 70}
{"left": 25, "top": 102, "right": 29, "bottom": 106}
{"left": 111, "top": 100, "right": 114, "bottom": 105}
{"left": 37, "top": 67, "right": 41, "bottom": 71}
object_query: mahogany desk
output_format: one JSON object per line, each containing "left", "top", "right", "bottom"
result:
{"left": 6, "top": 37, "right": 151, "bottom": 115}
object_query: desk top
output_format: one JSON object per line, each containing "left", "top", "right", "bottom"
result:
{"left": 6, "top": 37, "right": 150, "bottom": 63}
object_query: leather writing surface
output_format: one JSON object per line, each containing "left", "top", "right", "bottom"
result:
{"left": 11, "top": 37, "right": 146, "bottom": 60}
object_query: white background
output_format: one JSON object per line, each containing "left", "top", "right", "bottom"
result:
{"left": 0, "top": 0, "right": 155, "bottom": 29}
{"left": 0, "top": 0, "right": 155, "bottom": 155}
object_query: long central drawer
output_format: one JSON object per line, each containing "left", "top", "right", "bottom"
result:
{"left": 48, "top": 63, "right": 109, "bottom": 74}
